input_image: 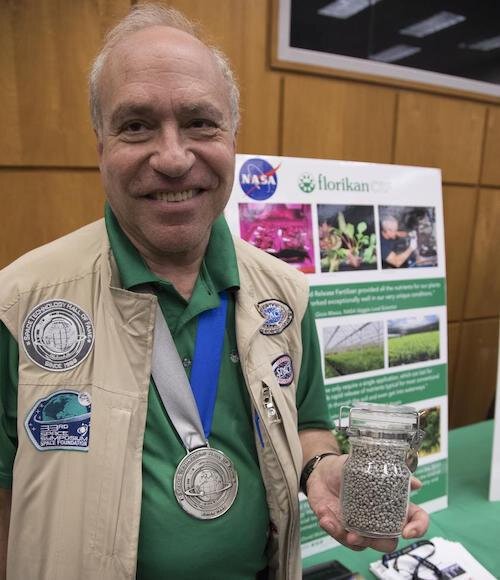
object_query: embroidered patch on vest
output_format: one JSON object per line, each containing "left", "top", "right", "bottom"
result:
{"left": 256, "top": 299, "right": 293, "bottom": 335}
{"left": 25, "top": 390, "right": 91, "bottom": 451}
{"left": 272, "top": 355, "right": 294, "bottom": 386}
{"left": 22, "top": 299, "right": 95, "bottom": 372}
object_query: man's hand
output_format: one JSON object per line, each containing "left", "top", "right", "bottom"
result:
{"left": 306, "top": 454, "right": 429, "bottom": 553}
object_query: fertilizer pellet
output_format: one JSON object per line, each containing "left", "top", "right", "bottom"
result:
{"left": 341, "top": 439, "right": 411, "bottom": 537}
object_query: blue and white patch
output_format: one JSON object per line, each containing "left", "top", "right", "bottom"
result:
{"left": 22, "top": 299, "right": 94, "bottom": 372}
{"left": 256, "top": 299, "right": 294, "bottom": 335}
{"left": 272, "top": 355, "right": 294, "bottom": 386}
{"left": 25, "top": 390, "right": 91, "bottom": 452}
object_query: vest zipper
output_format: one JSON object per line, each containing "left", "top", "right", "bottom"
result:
{"left": 257, "top": 382, "right": 296, "bottom": 580}
{"left": 262, "top": 384, "right": 282, "bottom": 424}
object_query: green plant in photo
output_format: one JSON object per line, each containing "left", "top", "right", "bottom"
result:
{"left": 325, "top": 344, "right": 384, "bottom": 377}
{"left": 389, "top": 330, "right": 440, "bottom": 367}
{"left": 334, "top": 429, "right": 350, "bottom": 454}
{"left": 420, "top": 407, "right": 441, "bottom": 456}
{"left": 319, "top": 212, "right": 376, "bottom": 272}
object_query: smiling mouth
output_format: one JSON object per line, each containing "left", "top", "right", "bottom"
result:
{"left": 147, "top": 189, "right": 200, "bottom": 202}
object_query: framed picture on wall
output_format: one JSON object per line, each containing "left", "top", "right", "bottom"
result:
{"left": 272, "top": 0, "right": 500, "bottom": 100}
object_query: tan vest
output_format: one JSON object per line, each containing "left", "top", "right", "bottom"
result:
{"left": 0, "top": 220, "right": 310, "bottom": 580}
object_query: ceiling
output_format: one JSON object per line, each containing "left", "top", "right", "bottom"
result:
{"left": 290, "top": 0, "right": 500, "bottom": 83}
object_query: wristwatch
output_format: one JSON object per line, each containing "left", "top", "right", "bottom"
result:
{"left": 299, "top": 452, "right": 341, "bottom": 496}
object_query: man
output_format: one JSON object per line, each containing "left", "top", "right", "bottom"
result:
{"left": 380, "top": 215, "right": 418, "bottom": 268}
{"left": 0, "top": 5, "right": 428, "bottom": 579}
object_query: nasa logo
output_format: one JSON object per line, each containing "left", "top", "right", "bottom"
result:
{"left": 256, "top": 299, "right": 293, "bottom": 335}
{"left": 239, "top": 157, "right": 280, "bottom": 200}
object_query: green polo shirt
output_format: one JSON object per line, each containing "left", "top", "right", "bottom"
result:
{"left": 0, "top": 206, "right": 331, "bottom": 579}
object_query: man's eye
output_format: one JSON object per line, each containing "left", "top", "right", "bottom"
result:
{"left": 189, "top": 119, "right": 217, "bottom": 129}
{"left": 122, "top": 121, "right": 148, "bottom": 133}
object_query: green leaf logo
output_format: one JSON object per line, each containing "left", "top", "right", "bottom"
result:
{"left": 298, "top": 173, "right": 315, "bottom": 193}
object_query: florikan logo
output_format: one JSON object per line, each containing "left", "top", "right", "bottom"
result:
{"left": 298, "top": 173, "right": 316, "bottom": 193}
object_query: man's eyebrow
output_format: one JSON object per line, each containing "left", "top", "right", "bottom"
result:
{"left": 178, "top": 102, "right": 225, "bottom": 122}
{"left": 108, "top": 101, "right": 226, "bottom": 127}
{"left": 109, "top": 103, "right": 156, "bottom": 126}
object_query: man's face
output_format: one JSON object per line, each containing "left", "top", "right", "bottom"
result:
{"left": 97, "top": 26, "right": 236, "bottom": 262}
{"left": 382, "top": 222, "right": 398, "bottom": 239}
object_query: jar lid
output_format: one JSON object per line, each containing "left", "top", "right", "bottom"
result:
{"left": 349, "top": 402, "right": 418, "bottom": 437}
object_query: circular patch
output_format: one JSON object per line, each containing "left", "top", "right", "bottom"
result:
{"left": 256, "top": 299, "right": 294, "bottom": 335}
{"left": 239, "top": 157, "right": 280, "bottom": 200}
{"left": 22, "top": 300, "right": 95, "bottom": 372}
{"left": 174, "top": 447, "right": 238, "bottom": 520}
{"left": 272, "top": 355, "right": 294, "bottom": 386}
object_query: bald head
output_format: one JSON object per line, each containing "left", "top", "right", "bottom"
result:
{"left": 89, "top": 4, "right": 239, "bottom": 135}
{"left": 381, "top": 216, "right": 399, "bottom": 239}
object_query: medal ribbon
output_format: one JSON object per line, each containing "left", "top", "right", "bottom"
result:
{"left": 190, "top": 292, "right": 228, "bottom": 439}
{"left": 151, "top": 291, "right": 228, "bottom": 451}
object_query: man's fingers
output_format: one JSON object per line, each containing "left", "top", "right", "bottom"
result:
{"left": 318, "top": 518, "right": 398, "bottom": 553}
{"left": 410, "top": 476, "right": 423, "bottom": 490}
{"left": 402, "top": 503, "right": 430, "bottom": 539}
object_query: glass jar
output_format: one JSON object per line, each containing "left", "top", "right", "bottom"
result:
{"left": 338, "top": 402, "right": 423, "bottom": 538}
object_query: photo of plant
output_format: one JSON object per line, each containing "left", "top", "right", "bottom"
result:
{"left": 388, "top": 315, "right": 440, "bottom": 367}
{"left": 419, "top": 406, "right": 441, "bottom": 457}
{"left": 334, "top": 429, "right": 350, "bottom": 454}
{"left": 238, "top": 203, "right": 315, "bottom": 273}
{"left": 323, "top": 322, "right": 384, "bottom": 378}
{"left": 379, "top": 205, "right": 438, "bottom": 269}
{"left": 318, "top": 204, "right": 377, "bottom": 273}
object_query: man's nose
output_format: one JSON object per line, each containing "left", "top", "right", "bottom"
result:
{"left": 149, "top": 126, "right": 195, "bottom": 178}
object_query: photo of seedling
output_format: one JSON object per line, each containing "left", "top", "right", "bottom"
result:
{"left": 419, "top": 406, "right": 441, "bottom": 456}
{"left": 318, "top": 204, "right": 377, "bottom": 273}
{"left": 323, "top": 322, "right": 384, "bottom": 378}
{"left": 239, "top": 203, "right": 315, "bottom": 273}
{"left": 388, "top": 315, "right": 440, "bottom": 367}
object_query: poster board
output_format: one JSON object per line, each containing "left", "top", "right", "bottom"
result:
{"left": 225, "top": 154, "right": 448, "bottom": 560}
{"left": 489, "top": 326, "right": 500, "bottom": 501}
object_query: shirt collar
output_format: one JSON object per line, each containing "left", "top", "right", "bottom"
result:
{"left": 104, "top": 203, "right": 240, "bottom": 295}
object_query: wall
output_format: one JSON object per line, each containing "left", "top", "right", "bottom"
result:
{"left": 1, "top": 0, "right": 498, "bottom": 427}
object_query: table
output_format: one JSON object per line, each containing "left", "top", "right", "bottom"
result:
{"left": 303, "top": 420, "right": 500, "bottom": 578}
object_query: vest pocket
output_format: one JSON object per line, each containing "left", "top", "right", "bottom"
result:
{"left": 92, "top": 406, "right": 132, "bottom": 557}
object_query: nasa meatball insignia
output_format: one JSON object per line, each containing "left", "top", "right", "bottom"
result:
{"left": 256, "top": 299, "right": 294, "bottom": 335}
{"left": 24, "top": 390, "right": 92, "bottom": 451}
{"left": 239, "top": 157, "right": 280, "bottom": 200}
{"left": 22, "top": 300, "right": 95, "bottom": 371}
{"left": 272, "top": 355, "right": 294, "bottom": 386}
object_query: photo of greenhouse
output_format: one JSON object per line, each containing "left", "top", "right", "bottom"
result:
{"left": 388, "top": 314, "right": 440, "bottom": 367}
{"left": 323, "top": 321, "right": 384, "bottom": 378}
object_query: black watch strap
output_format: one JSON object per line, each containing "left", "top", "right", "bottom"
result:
{"left": 299, "top": 452, "right": 341, "bottom": 496}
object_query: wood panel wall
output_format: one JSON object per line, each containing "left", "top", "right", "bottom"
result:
{"left": 1, "top": 0, "right": 498, "bottom": 428}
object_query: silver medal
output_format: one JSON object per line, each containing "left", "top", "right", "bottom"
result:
{"left": 174, "top": 447, "right": 238, "bottom": 520}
